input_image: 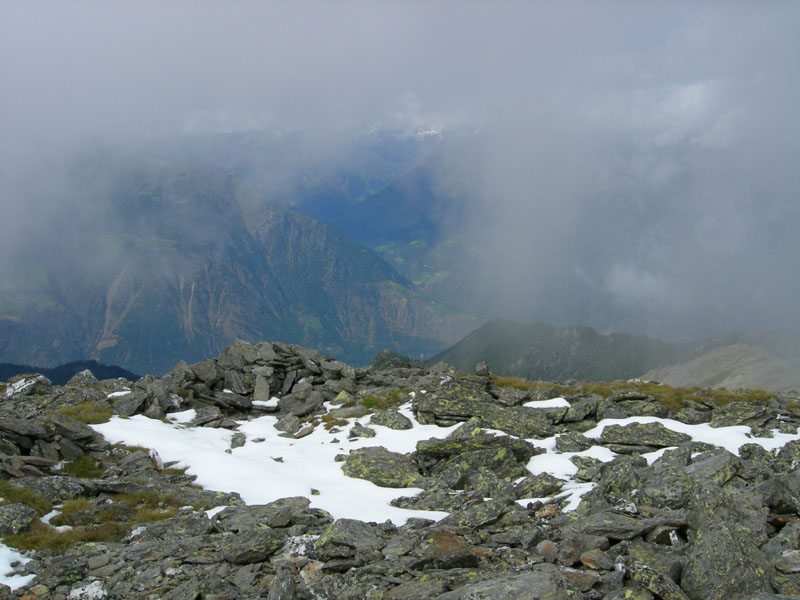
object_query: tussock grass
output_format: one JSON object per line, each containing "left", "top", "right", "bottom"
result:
{"left": 0, "top": 479, "right": 52, "bottom": 516}
{"left": 54, "top": 401, "right": 112, "bottom": 424}
{"left": 491, "top": 376, "right": 560, "bottom": 393}
{"left": 61, "top": 455, "right": 104, "bottom": 478}
{"left": 360, "top": 388, "right": 412, "bottom": 411}
{"left": 3, "top": 519, "right": 129, "bottom": 552}
{"left": 3, "top": 488, "right": 188, "bottom": 552}
{"left": 112, "top": 443, "right": 150, "bottom": 454}
{"left": 321, "top": 414, "right": 348, "bottom": 431}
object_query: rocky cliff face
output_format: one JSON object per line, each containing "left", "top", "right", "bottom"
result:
{"left": 1, "top": 341, "right": 799, "bottom": 599}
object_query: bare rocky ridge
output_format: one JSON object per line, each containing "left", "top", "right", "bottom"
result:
{"left": 641, "top": 343, "right": 800, "bottom": 392}
{"left": 0, "top": 341, "right": 799, "bottom": 599}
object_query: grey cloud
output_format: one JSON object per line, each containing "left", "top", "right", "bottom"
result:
{"left": 1, "top": 1, "right": 798, "bottom": 341}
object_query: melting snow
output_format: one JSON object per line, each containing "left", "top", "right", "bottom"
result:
{"left": 0, "top": 545, "right": 33, "bottom": 591}
{"left": 94, "top": 404, "right": 458, "bottom": 525}
{"left": 523, "top": 397, "right": 570, "bottom": 409}
{"left": 91, "top": 405, "right": 800, "bottom": 525}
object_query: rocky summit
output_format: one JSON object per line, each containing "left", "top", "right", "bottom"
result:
{"left": 1, "top": 341, "right": 800, "bottom": 599}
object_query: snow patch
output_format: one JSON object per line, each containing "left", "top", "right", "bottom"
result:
{"left": 523, "top": 397, "right": 570, "bottom": 409}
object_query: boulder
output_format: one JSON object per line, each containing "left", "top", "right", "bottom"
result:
{"left": 342, "top": 447, "right": 421, "bottom": 488}
{"left": 315, "top": 518, "right": 382, "bottom": 560}
{"left": 434, "top": 564, "right": 571, "bottom": 599}
{"left": 0, "top": 502, "right": 37, "bottom": 534}
{"left": 598, "top": 422, "right": 691, "bottom": 448}
{"left": 370, "top": 409, "right": 413, "bottom": 430}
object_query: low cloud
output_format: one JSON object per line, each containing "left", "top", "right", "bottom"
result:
{"left": 1, "top": 1, "right": 798, "bottom": 341}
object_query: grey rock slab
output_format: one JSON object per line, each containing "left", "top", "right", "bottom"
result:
{"left": 223, "top": 528, "right": 286, "bottom": 564}
{"left": 416, "top": 433, "right": 540, "bottom": 463}
{"left": 348, "top": 422, "right": 376, "bottom": 438}
{"left": 0, "top": 414, "right": 49, "bottom": 439}
{"left": 214, "top": 390, "right": 252, "bottom": 411}
{"left": 13, "top": 475, "right": 85, "bottom": 503}
{"left": 216, "top": 497, "right": 312, "bottom": 531}
{"left": 437, "top": 497, "right": 510, "bottom": 529}
{"left": 434, "top": 564, "right": 572, "bottom": 599}
{"left": 684, "top": 450, "right": 739, "bottom": 486}
{"left": 775, "top": 550, "right": 800, "bottom": 574}
{"left": 598, "top": 422, "right": 691, "bottom": 448}
{"left": 573, "top": 511, "right": 654, "bottom": 541}
{"left": 113, "top": 390, "right": 147, "bottom": 416}
{"left": 342, "top": 446, "right": 421, "bottom": 488}
{"left": 710, "top": 402, "right": 773, "bottom": 428}
{"left": 681, "top": 524, "right": 772, "bottom": 600}
{"left": 267, "top": 567, "right": 297, "bottom": 600}
{"left": 190, "top": 359, "right": 220, "bottom": 384}
{"left": 370, "top": 409, "right": 413, "bottom": 430}
{"left": 49, "top": 413, "right": 96, "bottom": 440}
{"left": 316, "top": 518, "right": 383, "bottom": 559}
{"left": 514, "top": 473, "right": 565, "bottom": 499}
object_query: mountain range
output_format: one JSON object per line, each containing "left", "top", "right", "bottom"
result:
{"left": 430, "top": 319, "right": 800, "bottom": 391}
{"left": 2, "top": 131, "right": 797, "bottom": 389}
{"left": 0, "top": 154, "right": 477, "bottom": 375}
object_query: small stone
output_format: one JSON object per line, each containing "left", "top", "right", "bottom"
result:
{"left": 87, "top": 554, "right": 111, "bottom": 570}
{"left": 775, "top": 549, "right": 800, "bottom": 573}
{"left": 294, "top": 425, "right": 315, "bottom": 439}
{"left": 230, "top": 432, "right": 246, "bottom": 449}
{"left": 536, "top": 540, "right": 559, "bottom": 563}
{"left": 431, "top": 532, "right": 479, "bottom": 569}
{"left": 348, "top": 422, "right": 376, "bottom": 439}
{"left": 580, "top": 548, "right": 615, "bottom": 570}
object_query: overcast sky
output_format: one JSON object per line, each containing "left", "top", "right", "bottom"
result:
{"left": 2, "top": 1, "right": 799, "bottom": 339}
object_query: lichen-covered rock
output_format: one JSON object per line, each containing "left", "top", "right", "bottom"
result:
{"left": 681, "top": 525, "right": 772, "bottom": 600}
{"left": 342, "top": 446, "right": 421, "bottom": 488}
{"left": 315, "top": 518, "right": 382, "bottom": 560}
{"left": 348, "top": 422, "right": 376, "bottom": 438}
{"left": 49, "top": 413, "right": 96, "bottom": 441}
{"left": 414, "top": 395, "right": 556, "bottom": 438}
{"left": 0, "top": 502, "right": 37, "bottom": 534}
{"left": 215, "top": 497, "right": 318, "bottom": 531}
{"left": 598, "top": 422, "right": 691, "bottom": 448}
{"left": 434, "top": 564, "right": 572, "bottom": 599}
{"left": 627, "top": 560, "right": 688, "bottom": 600}
{"left": 416, "top": 433, "right": 539, "bottom": 464}
{"left": 437, "top": 498, "right": 509, "bottom": 529}
{"left": 370, "top": 409, "right": 413, "bottom": 430}
{"left": 710, "top": 402, "right": 772, "bottom": 428}
{"left": 13, "top": 475, "right": 85, "bottom": 503}
{"left": 684, "top": 449, "right": 739, "bottom": 486}
{"left": 514, "top": 473, "right": 565, "bottom": 498}
{"left": 572, "top": 511, "right": 653, "bottom": 541}
{"left": 223, "top": 528, "right": 286, "bottom": 564}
